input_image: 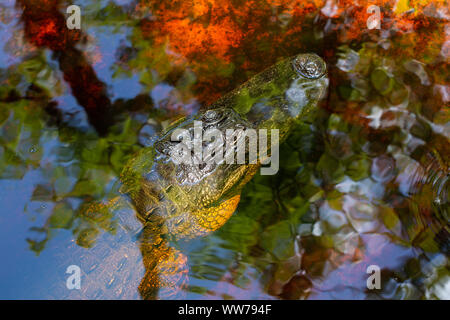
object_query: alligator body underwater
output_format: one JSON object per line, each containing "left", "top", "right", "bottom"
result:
{"left": 59, "top": 53, "right": 329, "bottom": 299}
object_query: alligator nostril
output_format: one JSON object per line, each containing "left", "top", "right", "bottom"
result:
{"left": 293, "top": 53, "right": 326, "bottom": 79}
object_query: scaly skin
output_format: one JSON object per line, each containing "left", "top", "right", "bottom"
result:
{"left": 124, "top": 53, "right": 328, "bottom": 235}
{"left": 79, "top": 53, "right": 328, "bottom": 299}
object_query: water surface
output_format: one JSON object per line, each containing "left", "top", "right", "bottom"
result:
{"left": 0, "top": 0, "right": 448, "bottom": 299}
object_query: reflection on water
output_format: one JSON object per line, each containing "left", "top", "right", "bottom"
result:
{"left": 0, "top": 0, "right": 448, "bottom": 299}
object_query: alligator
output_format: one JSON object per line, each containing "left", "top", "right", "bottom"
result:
{"left": 63, "top": 53, "right": 328, "bottom": 299}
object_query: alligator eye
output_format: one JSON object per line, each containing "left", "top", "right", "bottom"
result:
{"left": 202, "top": 109, "right": 223, "bottom": 122}
{"left": 155, "top": 140, "right": 177, "bottom": 155}
{"left": 293, "top": 53, "right": 326, "bottom": 79}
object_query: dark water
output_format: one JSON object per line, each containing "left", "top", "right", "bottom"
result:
{"left": 0, "top": 0, "right": 448, "bottom": 299}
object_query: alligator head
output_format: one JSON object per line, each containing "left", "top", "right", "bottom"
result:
{"left": 122, "top": 53, "right": 329, "bottom": 239}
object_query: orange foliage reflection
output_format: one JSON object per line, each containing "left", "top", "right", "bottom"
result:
{"left": 134, "top": 0, "right": 448, "bottom": 103}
